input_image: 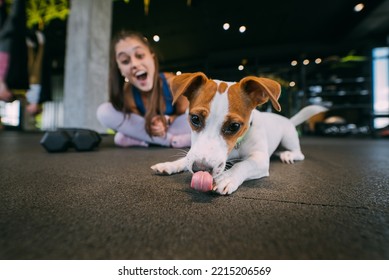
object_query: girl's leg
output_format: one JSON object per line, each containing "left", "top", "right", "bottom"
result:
{"left": 168, "top": 114, "right": 191, "bottom": 148}
{"left": 114, "top": 132, "right": 148, "bottom": 147}
{"left": 96, "top": 102, "right": 172, "bottom": 146}
{"left": 168, "top": 114, "right": 190, "bottom": 134}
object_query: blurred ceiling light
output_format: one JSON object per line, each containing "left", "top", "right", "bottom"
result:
{"left": 176, "top": 71, "right": 182, "bottom": 75}
{"left": 223, "top": 23, "right": 230, "bottom": 30}
{"left": 238, "top": 65, "right": 244, "bottom": 71}
{"left": 289, "top": 81, "right": 296, "bottom": 87}
{"left": 239, "top": 26, "right": 246, "bottom": 33}
{"left": 303, "top": 59, "right": 310, "bottom": 65}
{"left": 315, "top": 58, "right": 322, "bottom": 64}
{"left": 291, "top": 60, "right": 298, "bottom": 66}
{"left": 354, "top": 3, "right": 364, "bottom": 12}
{"left": 153, "top": 35, "right": 160, "bottom": 42}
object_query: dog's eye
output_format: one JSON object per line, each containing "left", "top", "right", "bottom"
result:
{"left": 223, "top": 123, "right": 241, "bottom": 135}
{"left": 190, "top": 114, "right": 202, "bottom": 128}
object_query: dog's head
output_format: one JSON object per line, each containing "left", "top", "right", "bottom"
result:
{"left": 171, "top": 72, "right": 281, "bottom": 177}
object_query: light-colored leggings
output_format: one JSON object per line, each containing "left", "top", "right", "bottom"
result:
{"left": 96, "top": 102, "right": 191, "bottom": 147}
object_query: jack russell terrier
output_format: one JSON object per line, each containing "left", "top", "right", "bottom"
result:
{"left": 151, "top": 72, "right": 327, "bottom": 195}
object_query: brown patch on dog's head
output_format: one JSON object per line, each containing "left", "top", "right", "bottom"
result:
{"left": 170, "top": 72, "right": 218, "bottom": 131}
{"left": 218, "top": 82, "right": 228, "bottom": 94}
{"left": 220, "top": 76, "right": 281, "bottom": 152}
{"left": 219, "top": 84, "right": 255, "bottom": 152}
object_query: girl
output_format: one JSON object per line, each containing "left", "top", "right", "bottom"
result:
{"left": 96, "top": 30, "right": 191, "bottom": 148}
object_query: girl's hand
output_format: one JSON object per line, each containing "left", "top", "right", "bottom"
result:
{"left": 26, "top": 103, "right": 42, "bottom": 116}
{"left": 150, "top": 115, "right": 167, "bottom": 137}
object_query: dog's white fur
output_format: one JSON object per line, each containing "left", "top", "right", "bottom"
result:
{"left": 151, "top": 72, "right": 327, "bottom": 195}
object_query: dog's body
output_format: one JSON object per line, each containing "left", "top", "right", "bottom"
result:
{"left": 151, "top": 72, "right": 327, "bottom": 195}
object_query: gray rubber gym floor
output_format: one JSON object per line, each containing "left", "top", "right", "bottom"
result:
{"left": 1, "top": 131, "right": 388, "bottom": 259}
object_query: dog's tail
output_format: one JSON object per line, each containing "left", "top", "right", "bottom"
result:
{"left": 290, "top": 105, "right": 328, "bottom": 126}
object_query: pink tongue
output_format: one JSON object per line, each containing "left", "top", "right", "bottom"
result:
{"left": 191, "top": 171, "right": 213, "bottom": 192}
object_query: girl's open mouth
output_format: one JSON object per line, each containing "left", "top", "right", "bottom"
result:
{"left": 135, "top": 71, "right": 148, "bottom": 81}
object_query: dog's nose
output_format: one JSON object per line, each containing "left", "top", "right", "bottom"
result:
{"left": 192, "top": 160, "right": 213, "bottom": 173}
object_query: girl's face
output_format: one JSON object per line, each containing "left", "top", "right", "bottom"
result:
{"left": 115, "top": 36, "right": 156, "bottom": 92}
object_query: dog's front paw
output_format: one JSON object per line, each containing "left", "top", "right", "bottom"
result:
{"left": 151, "top": 160, "right": 185, "bottom": 175}
{"left": 213, "top": 171, "right": 241, "bottom": 195}
{"left": 279, "top": 151, "right": 305, "bottom": 164}
{"left": 279, "top": 151, "right": 295, "bottom": 164}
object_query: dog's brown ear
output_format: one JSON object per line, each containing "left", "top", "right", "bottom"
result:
{"left": 239, "top": 76, "right": 282, "bottom": 111}
{"left": 171, "top": 72, "right": 208, "bottom": 104}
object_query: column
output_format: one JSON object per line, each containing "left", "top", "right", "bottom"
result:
{"left": 63, "top": 0, "right": 112, "bottom": 132}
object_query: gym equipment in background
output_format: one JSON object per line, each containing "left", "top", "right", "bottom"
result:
{"left": 40, "top": 128, "right": 101, "bottom": 152}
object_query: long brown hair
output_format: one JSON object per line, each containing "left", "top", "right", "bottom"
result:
{"left": 109, "top": 30, "right": 167, "bottom": 136}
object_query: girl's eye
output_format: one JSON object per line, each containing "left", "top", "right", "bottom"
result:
{"left": 190, "top": 114, "right": 202, "bottom": 128}
{"left": 119, "top": 59, "right": 130, "bottom": 65}
{"left": 135, "top": 53, "right": 145, "bottom": 59}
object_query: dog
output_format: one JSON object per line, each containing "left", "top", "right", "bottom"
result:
{"left": 151, "top": 72, "right": 327, "bottom": 195}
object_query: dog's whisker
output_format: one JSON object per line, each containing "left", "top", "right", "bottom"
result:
{"left": 226, "top": 159, "right": 241, "bottom": 165}
{"left": 225, "top": 158, "right": 243, "bottom": 170}
{"left": 176, "top": 149, "right": 189, "bottom": 155}
{"left": 175, "top": 149, "right": 188, "bottom": 156}
{"left": 168, "top": 149, "right": 188, "bottom": 159}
